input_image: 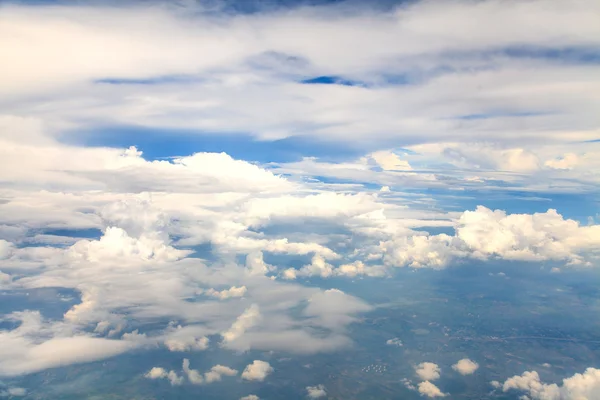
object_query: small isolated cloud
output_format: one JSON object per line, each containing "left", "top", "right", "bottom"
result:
{"left": 145, "top": 367, "right": 183, "bottom": 386}
{"left": 418, "top": 381, "right": 446, "bottom": 398}
{"left": 206, "top": 285, "right": 247, "bottom": 300}
{"left": 306, "top": 384, "right": 327, "bottom": 398}
{"left": 416, "top": 362, "right": 441, "bottom": 381}
{"left": 386, "top": 337, "right": 403, "bottom": 347}
{"left": 241, "top": 360, "right": 273, "bottom": 382}
{"left": 452, "top": 358, "right": 479, "bottom": 375}
{"left": 500, "top": 368, "right": 600, "bottom": 400}
{"left": 240, "top": 395, "right": 260, "bottom": 400}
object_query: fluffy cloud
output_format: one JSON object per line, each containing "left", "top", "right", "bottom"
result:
{"left": 203, "top": 364, "right": 238, "bottom": 384}
{"left": 415, "top": 362, "right": 441, "bottom": 381}
{"left": 306, "top": 384, "right": 327, "bottom": 399}
{"left": 500, "top": 368, "right": 600, "bottom": 400}
{"left": 418, "top": 381, "right": 446, "bottom": 398}
{"left": 180, "top": 359, "right": 238, "bottom": 385}
{"left": 221, "top": 304, "right": 262, "bottom": 344}
{"left": 452, "top": 359, "right": 479, "bottom": 375}
{"left": 164, "top": 336, "right": 209, "bottom": 352}
{"left": 381, "top": 206, "right": 600, "bottom": 269}
{"left": 145, "top": 367, "right": 184, "bottom": 386}
{"left": 241, "top": 360, "right": 273, "bottom": 382}
{"left": 206, "top": 286, "right": 248, "bottom": 300}
{"left": 240, "top": 396, "right": 260, "bottom": 400}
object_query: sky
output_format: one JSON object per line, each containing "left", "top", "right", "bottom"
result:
{"left": 0, "top": 0, "right": 599, "bottom": 399}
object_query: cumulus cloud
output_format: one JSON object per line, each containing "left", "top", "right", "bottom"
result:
{"left": 203, "top": 364, "right": 238, "bottom": 384}
{"left": 306, "top": 384, "right": 327, "bottom": 399}
{"left": 165, "top": 336, "right": 209, "bottom": 352}
{"left": 145, "top": 367, "right": 184, "bottom": 386}
{"left": 415, "top": 362, "right": 441, "bottom": 381}
{"left": 418, "top": 381, "right": 446, "bottom": 398}
{"left": 206, "top": 286, "right": 248, "bottom": 300}
{"left": 500, "top": 368, "right": 600, "bottom": 400}
{"left": 452, "top": 359, "right": 479, "bottom": 375}
{"left": 241, "top": 360, "right": 273, "bottom": 382}
{"left": 381, "top": 206, "right": 600, "bottom": 269}
{"left": 240, "top": 396, "right": 260, "bottom": 400}
{"left": 180, "top": 359, "right": 237, "bottom": 385}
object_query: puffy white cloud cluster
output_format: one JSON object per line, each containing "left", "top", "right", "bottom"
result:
{"left": 412, "top": 362, "right": 446, "bottom": 398}
{"left": 241, "top": 360, "right": 273, "bottom": 382}
{"left": 499, "top": 368, "right": 600, "bottom": 400}
{"left": 146, "top": 359, "right": 238, "bottom": 386}
{"left": 381, "top": 206, "right": 600, "bottom": 269}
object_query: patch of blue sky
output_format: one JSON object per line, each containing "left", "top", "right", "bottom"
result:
{"left": 95, "top": 74, "right": 200, "bottom": 85}
{"left": 500, "top": 45, "right": 600, "bottom": 64}
{"left": 300, "top": 75, "right": 367, "bottom": 86}
{"left": 40, "top": 228, "right": 102, "bottom": 239}
{"left": 65, "top": 125, "right": 370, "bottom": 163}
{"left": 410, "top": 187, "right": 599, "bottom": 223}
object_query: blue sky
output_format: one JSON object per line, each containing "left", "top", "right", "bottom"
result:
{"left": 0, "top": 0, "right": 600, "bottom": 398}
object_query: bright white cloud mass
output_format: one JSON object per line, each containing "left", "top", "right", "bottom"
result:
{"left": 0, "top": 0, "right": 598, "bottom": 399}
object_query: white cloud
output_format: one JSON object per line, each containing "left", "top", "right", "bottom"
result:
{"left": 386, "top": 337, "right": 403, "bottom": 347}
{"left": 221, "top": 304, "right": 261, "bottom": 344}
{"left": 241, "top": 360, "right": 273, "bottom": 382}
{"left": 500, "top": 368, "right": 600, "bottom": 400}
{"left": 0, "top": 311, "right": 137, "bottom": 377}
{"left": 206, "top": 286, "right": 248, "bottom": 300}
{"left": 204, "top": 364, "right": 238, "bottom": 384}
{"left": 418, "top": 381, "right": 446, "bottom": 398}
{"left": 145, "top": 367, "right": 184, "bottom": 386}
{"left": 165, "top": 336, "right": 209, "bottom": 352}
{"left": 182, "top": 358, "right": 204, "bottom": 385}
{"left": 381, "top": 206, "right": 600, "bottom": 269}
{"left": 306, "top": 384, "right": 327, "bottom": 399}
{"left": 416, "top": 362, "right": 441, "bottom": 381}
{"left": 452, "top": 358, "right": 479, "bottom": 375}
{"left": 181, "top": 358, "right": 237, "bottom": 385}
{"left": 240, "top": 396, "right": 260, "bottom": 400}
